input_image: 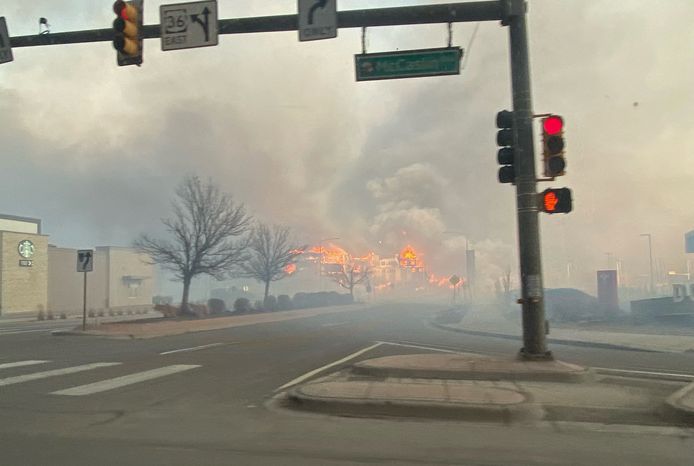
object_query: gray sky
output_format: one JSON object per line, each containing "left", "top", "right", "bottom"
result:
{"left": 1, "top": 0, "right": 693, "bottom": 295}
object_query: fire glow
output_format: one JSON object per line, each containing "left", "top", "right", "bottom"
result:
{"left": 399, "top": 245, "right": 423, "bottom": 270}
{"left": 294, "top": 242, "right": 457, "bottom": 291}
{"left": 308, "top": 244, "right": 349, "bottom": 265}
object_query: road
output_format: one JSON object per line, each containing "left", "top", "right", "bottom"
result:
{"left": 0, "top": 311, "right": 162, "bottom": 336}
{"left": 0, "top": 301, "right": 692, "bottom": 465}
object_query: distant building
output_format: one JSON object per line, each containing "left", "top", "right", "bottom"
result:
{"left": 0, "top": 213, "right": 154, "bottom": 316}
{"left": 0, "top": 214, "right": 48, "bottom": 315}
{"left": 48, "top": 246, "right": 154, "bottom": 314}
{"left": 686, "top": 230, "right": 694, "bottom": 254}
{"left": 371, "top": 257, "right": 401, "bottom": 285}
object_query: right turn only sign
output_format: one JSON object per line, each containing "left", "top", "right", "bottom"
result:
{"left": 298, "top": 0, "right": 337, "bottom": 42}
{"left": 77, "top": 250, "right": 94, "bottom": 273}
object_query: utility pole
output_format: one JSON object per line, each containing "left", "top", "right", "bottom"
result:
{"left": 507, "top": 0, "right": 551, "bottom": 360}
{"left": 82, "top": 271, "right": 87, "bottom": 331}
{"left": 640, "top": 233, "right": 654, "bottom": 295}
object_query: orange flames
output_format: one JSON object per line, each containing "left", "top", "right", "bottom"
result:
{"left": 308, "top": 243, "right": 350, "bottom": 265}
{"left": 291, "top": 241, "right": 459, "bottom": 292}
{"left": 399, "top": 245, "right": 423, "bottom": 269}
{"left": 428, "top": 273, "right": 464, "bottom": 288}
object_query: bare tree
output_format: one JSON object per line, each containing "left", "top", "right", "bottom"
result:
{"left": 330, "top": 262, "right": 371, "bottom": 299}
{"left": 135, "top": 176, "right": 251, "bottom": 315}
{"left": 241, "top": 223, "right": 304, "bottom": 300}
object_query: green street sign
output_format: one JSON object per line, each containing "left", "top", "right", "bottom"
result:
{"left": 355, "top": 47, "right": 463, "bottom": 82}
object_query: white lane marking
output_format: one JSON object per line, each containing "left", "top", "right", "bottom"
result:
{"left": 0, "top": 329, "right": 66, "bottom": 336}
{"left": 321, "top": 322, "right": 350, "bottom": 328}
{"left": 275, "top": 342, "right": 384, "bottom": 392}
{"left": 159, "top": 342, "right": 226, "bottom": 355}
{"left": 595, "top": 367, "right": 694, "bottom": 380}
{"left": 51, "top": 364, "right": 201, "bottom": 396}
{"left": 378, "top": 340, "right": 471, "bottom": 355}
{"left": 0, "top": 360, "right": 50, "bottom": 370}
{"left": 0, "top": 362, "right": 121, "bottom": 387}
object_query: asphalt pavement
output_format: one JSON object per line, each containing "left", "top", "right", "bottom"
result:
{"left": 0, "top": 301, "right": 693, "bottom": 465}
{"left": 0, "top": 311, "right": 162, "bottom": 337}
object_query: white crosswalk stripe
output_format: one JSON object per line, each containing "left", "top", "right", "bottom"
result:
{"left": 0, "top": 360, "right": 50, "bottom": 370}
{"left": 0, "top": 362, "right": 121, "bottom": 387}
{"left": 51, "top": 364, "right": 201, "bottom": 396}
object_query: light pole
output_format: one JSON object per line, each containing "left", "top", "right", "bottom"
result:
{"left": 640, "top": 233, "right": 654, "bottom": 295}
{"left": 443, "top": 231, "right": 473, "bottom": 301}
{"left": 318, "top": 237, "right": 340, "bottom": 291}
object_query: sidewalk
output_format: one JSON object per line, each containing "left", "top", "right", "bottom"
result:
{"left": 285, "top": 352, "right": 694, "bottom": 428}
{"left": 666, "top": 381, "right": 694, "bottom": 423}
{"left": 353, "top": 352, "right": 590, "bottom": 382}
{"left": 52, "top": 303, "right": 369, "bottom": 339}
{"left": 435, "top": 306, "right": 694, "bottom": 353}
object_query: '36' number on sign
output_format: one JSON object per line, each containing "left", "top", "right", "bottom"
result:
{"left": 164, "top": 9, "right": 188, "bottom": 34}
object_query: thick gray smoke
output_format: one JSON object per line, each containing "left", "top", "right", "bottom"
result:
{"left": 1, "top": 0, "right": 693, "bottom": 297}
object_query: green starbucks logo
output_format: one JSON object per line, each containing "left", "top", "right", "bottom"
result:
{"left": 18, "top": 240, "right": 35, "bottom": 259}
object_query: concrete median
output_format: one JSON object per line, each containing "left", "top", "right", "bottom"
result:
{"left": 287, "top": 378, "right": 543, "bottom": 423}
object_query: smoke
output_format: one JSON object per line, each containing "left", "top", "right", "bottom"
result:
{"left": 1, "top": 0, "right": 693, "bottom": 297}
{"left": 366, "top": 163, "right": 448, "bottom": 245}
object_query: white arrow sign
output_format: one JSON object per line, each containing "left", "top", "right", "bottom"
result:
{"left": 298, "top": 0, "right": 337, "bottom": 42}
{"left": 160, "top": 0, "right": 218, "bottom": 51}
{"left": 0, "top": 17, "right": 13, "bottom": 65}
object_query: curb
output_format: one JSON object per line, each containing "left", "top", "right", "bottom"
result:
{"left": 430, "top": 320, "right": 661, "bottom": 353}
{"left": 286, "top": 384, "right": 543, "bottom": 423}
{"left": 51, "top": 329, "right": 135, "bottom": 339}
{"left": 664, "top": 381, "right": 694, "bottom": 425}
{"left": 352, "top": 359, "right": 592, "bottom": 383}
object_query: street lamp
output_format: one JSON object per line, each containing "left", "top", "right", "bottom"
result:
{"left": 443, "top": 231, "right": 473, "bottom": 299}
{"left": 640, "top": 233, "right": 654, "bottom": 295}
{"left": 318, "top": 237, "right": 340, "bottom": 291}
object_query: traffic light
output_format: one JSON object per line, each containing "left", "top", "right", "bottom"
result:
{"left": 112, "top": 0, "right": 143, "bottom": 66}
{"left": 542, "top": 115, "right": 565, "bottom": 177}
{"left": 540, "top": 188, "right": 572, "bottom": 214}
{"left": 496, "top": 110, "right": 515, "bottom": 184}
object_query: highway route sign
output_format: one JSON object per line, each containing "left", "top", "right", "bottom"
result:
{"left": 0, "top": 17, "right": 13, "bottom": 64}
{"left": 298, "top": 0, "right": 337, "bottom": 42}
{"left": 77, "top": 250, "right": 94, "bottom": 273}
{"left": 161, "top": 0, "right": 218, "bottom": 51}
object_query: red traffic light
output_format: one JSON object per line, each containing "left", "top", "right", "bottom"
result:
{"left": 113, "top": 1, "right": 137, "bottom": 21}
{"left": 543, "top": 115, "right": 563, "bottom": 135}
{"left": 112, "top": 0, "right": 143, "bottom": 65}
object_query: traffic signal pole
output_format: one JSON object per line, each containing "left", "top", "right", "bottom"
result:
{"left": 6, "top": 0, "right": 552, "bottom": 360}
{"left": 9, "top": 2, "right": 503, "bottom": 48}
{"left": 507, "top": 0, "right": 551, "bottom": 359}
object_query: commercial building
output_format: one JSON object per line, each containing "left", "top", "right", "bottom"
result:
{"left": 0, "top": 215, "right": 48, "bottom": 315}
{"left": 47, "top": 246, "right": 154, "bottom": 314}
{"left": 0, "top": 213, "right": 153, "bottom": 316}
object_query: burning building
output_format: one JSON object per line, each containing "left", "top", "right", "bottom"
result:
{"left": 398, "top": 245, "right": 427, "bottom": 284}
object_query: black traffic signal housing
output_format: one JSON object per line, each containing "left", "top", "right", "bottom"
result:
{"left": 496, "top": 110, "right": 515, "bottom": 184}
{"left": 541, "top": 115, "right": 566, "bottom": 177}
{"left": 113, "top": 0, "right": 143, "bottom": 66}
{"left": 540, "top": 188, "right": 572, "bottom": 214}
